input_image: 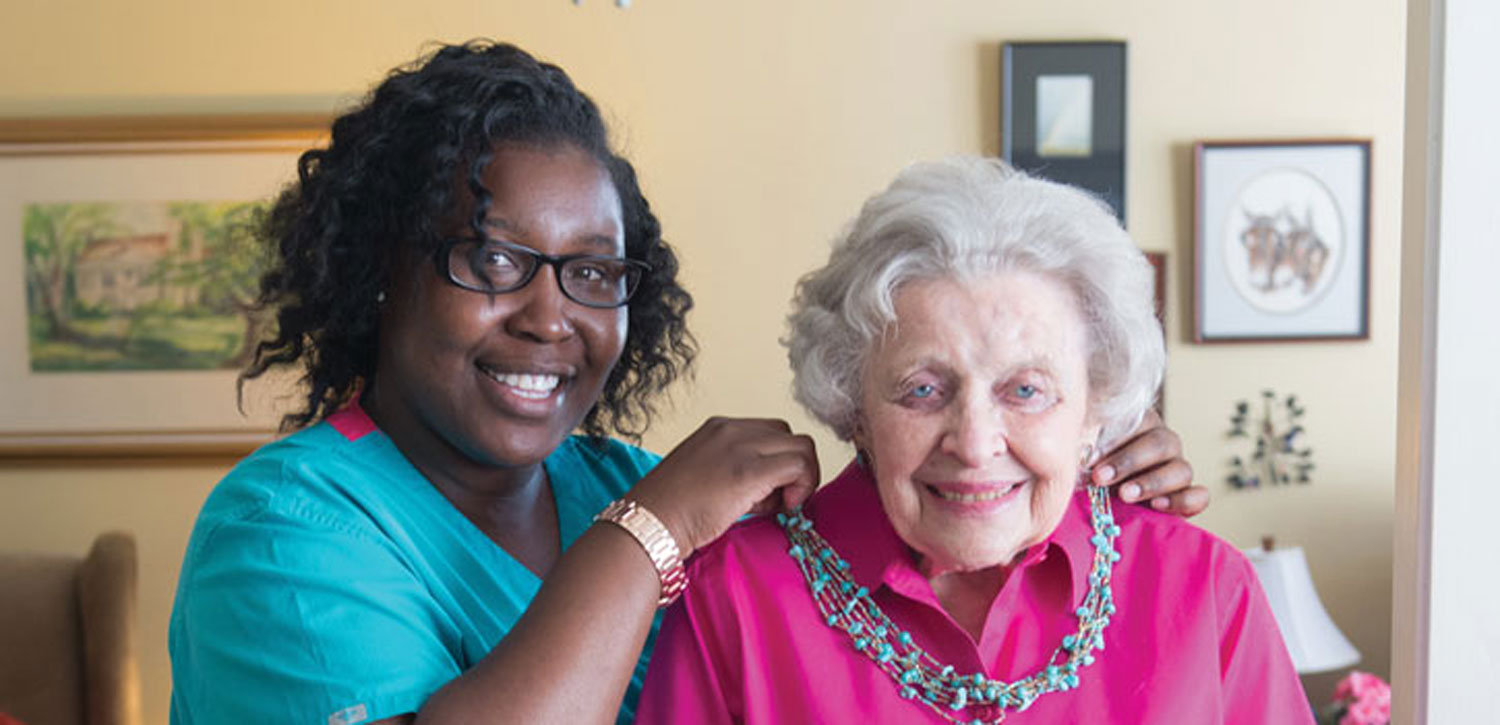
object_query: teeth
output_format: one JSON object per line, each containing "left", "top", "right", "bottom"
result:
{"left": 933, "top": 483, "right": 1019, "bottom": 503}
{"left": 490, "top": 372, "right": 561, "bottom": 398}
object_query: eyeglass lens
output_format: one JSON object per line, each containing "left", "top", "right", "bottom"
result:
{"left": 449, "top": 240, "right": 641, "bottom": 307}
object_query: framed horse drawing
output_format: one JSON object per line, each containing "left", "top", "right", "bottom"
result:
{"left": 1192, "top": 139, "right": 1371, "bottom": 343}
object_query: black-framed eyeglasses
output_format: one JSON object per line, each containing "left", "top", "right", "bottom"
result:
{"left": 434, "top": 237, "right": 652, "bottom": 309}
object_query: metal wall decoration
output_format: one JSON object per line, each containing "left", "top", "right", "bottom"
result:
{"left": 1226, "top": 390, "right": 1314, "bottom": 488}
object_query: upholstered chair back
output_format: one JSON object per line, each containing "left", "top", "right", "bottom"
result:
{"left": 0, "top": 532, "right": 142, "bottom": 725}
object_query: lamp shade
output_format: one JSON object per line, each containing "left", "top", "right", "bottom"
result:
{"left": 1242, "top": 545, "right": 1360, "bottom": 674}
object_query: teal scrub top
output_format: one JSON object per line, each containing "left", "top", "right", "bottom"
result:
{"left": 169, "top": 407, "right": 661, "bottom": 724}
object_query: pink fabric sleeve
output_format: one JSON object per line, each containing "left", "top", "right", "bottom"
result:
{"left": 634, "top": 578, "right": 738, "bottom": 724}
{"left": 1216, "top": 551, "right": 1317, "bottom": 725}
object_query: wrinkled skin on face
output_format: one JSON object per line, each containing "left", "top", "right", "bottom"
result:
{"left": 853, "top": 270, "right": 1101, "bottom": 578}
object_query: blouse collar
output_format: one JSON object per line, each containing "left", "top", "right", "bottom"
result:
{"left": 806, "top": 460, "right": 1097, "bottom": 609}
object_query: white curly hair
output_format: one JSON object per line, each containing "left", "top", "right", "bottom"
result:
{"left": 783, "top": 156, "right": 1164, "bottom": 450}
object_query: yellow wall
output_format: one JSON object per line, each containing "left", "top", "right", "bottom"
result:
{"left": 0, "top": 1, "right": 1405, "bottom": 721}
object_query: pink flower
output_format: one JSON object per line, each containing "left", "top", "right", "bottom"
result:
{"left": 1334, "top": 671, "right": 1389, "bottom": 702}
{"left": 1331, "top": 671, "right": 1391, "bottom": 725}
{"left": 1340, "top": 699, "right": 1389, "bottom": 725}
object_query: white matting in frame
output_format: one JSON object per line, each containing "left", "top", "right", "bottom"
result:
{"left": 1193, "top": 140, "right": 1371, "bottom": 343}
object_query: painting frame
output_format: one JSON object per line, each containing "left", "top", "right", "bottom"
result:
{"left": 1145, "top": 251, "right": 1167, "bottom": 415}
{"left": 0, "top": 114, "right": 327, "bottom": 459}
{"left": 1193, "top": 139, "right": 1372, "bottom": 343}
{"left": 1145, "top": 250, "right": 1167, "bottom": 327}
{"left": 1002, "top": 40, "right": 1127, "bottom": 224}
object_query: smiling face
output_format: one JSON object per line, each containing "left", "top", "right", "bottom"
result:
{"left": 852, "top": 270, "right": 1101, "bottom": 576}
{"left": 368, "top": 143, "right": 627, "bottom": 476}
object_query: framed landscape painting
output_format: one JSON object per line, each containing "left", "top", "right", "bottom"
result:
{"left": 0, "top": 115, "right": 326, "bottom": 457}
{"left": 1193, "top": 139, "right": 1371, "bottom": 343}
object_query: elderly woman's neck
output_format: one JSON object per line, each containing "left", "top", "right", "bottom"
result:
{"left": 925, "top": 563, "right": 1012, "bottom": 642}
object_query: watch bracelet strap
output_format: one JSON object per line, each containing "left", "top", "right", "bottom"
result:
{"left": 594, "top": 498, "right": 688, "bottom": 607}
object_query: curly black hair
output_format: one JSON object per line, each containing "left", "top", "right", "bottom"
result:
{"left": 241, "top": 40, "right": 695, "bottom": 440}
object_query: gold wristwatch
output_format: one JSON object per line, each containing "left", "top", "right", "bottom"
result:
{"left": 594, "top": 498, "right": 688, "bottom": 607}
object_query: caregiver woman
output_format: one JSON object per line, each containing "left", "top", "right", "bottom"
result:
{"left": 168, "top": 43, "right": 1205, "bottom": 724}
{"left": 636, "top": 158, "right": 1308, "bottom": 723}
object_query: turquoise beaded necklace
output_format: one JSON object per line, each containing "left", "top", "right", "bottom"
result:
{"left": 776, "top": 485, "right": 1121, "bottom": 724}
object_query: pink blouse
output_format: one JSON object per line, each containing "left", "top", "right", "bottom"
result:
{"left": 636, "top": 462, "right": 1312, "bottom": 724}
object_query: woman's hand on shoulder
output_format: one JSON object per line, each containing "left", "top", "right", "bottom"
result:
{"left": 629, "top": 417, "right": 819, "bottom": 555}
{"left": 1090, "top": 409, "right": 1210, "bottom": 517}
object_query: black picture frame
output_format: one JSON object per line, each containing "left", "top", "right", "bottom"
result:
{"left": 1002, "top": 41, "right": 1127, "bottom": 224}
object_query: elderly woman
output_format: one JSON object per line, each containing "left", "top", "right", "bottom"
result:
{"left": 636, "top": 158, "right": 1310, "bottom": 723}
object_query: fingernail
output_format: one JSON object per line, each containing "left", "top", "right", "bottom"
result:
{"left": 1095, "top": 465, "right": 1116, "bottom": 484}
{"left": 1121, "top": 483, "right": 1141, "bottom": 501}
{"left": 1151, "top": 497, "right": 1169, "bottom": 510}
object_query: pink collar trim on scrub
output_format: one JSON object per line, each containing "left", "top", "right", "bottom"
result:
{"left": 327, "top": 401, "right": 379, "bottom": 442}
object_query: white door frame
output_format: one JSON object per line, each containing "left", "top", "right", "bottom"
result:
{"left": 1395, "top": 0, "right": 1500, "bottom": 721}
